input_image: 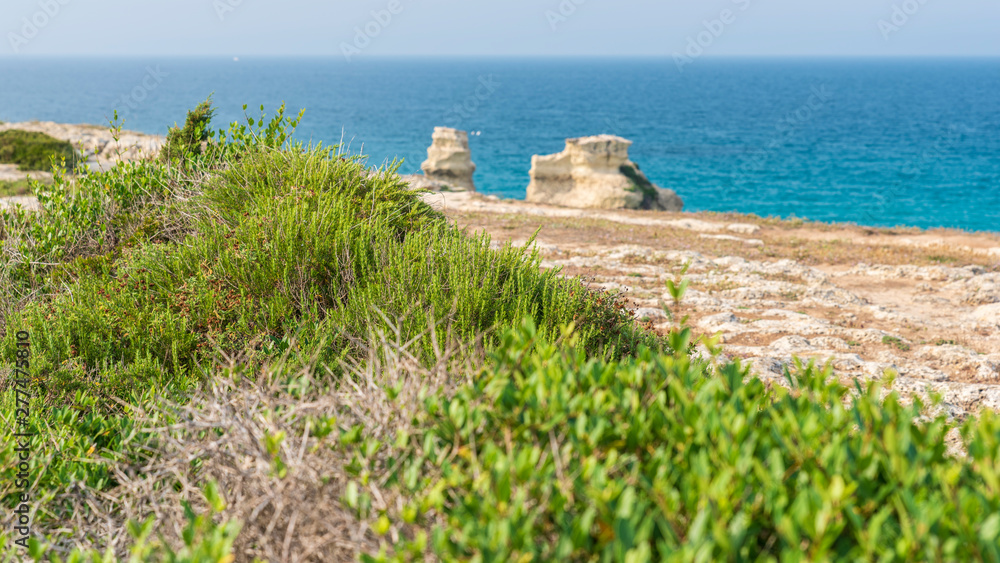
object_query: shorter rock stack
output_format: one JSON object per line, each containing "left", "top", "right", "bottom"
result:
{"left": 420, "top": 127, "right": 476, "bottom": 191}
{"left": 526, "top": 135, "right": 683, "bottom": 211}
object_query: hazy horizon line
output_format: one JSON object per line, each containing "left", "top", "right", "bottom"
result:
{"left": 2, "top": 54, "right": 999, "bottom": 61}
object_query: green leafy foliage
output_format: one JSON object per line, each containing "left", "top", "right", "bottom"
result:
{"left": 7, "top": 160, "right": 172, "bottom": 264}
{"left": 374, "top": 320, "right": 1000, "bottom": 561}
{"left": 0, "top": 391, "right": 136, "bottom": 516}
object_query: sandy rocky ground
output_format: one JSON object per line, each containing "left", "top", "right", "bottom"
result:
{"left": 425, "top": 190, "right": 1000, "bottom": 427}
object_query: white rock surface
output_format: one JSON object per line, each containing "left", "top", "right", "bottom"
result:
{"left": 727, "top": 223, "right": 761, "bottom": 235}
{"left": 970, "top": 303, "right": 1000, "bottom": 327}
{"left": 526, "top": 135, "right": 683, "bottom": 211}
{"left": 0, "top": 163, "right": 50, "bottom": 183}
{"left": 699, "top": 234, "right": 764, "bottom": 246}
{"left": 664, "top": 218, "right": 724, "bottom": 232}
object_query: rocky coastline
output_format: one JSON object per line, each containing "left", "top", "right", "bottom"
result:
{"left": 3, "top": 121, "right": 999, "bottom": 422}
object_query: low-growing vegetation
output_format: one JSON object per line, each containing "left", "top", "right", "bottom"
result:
{"left": 0, "top": 101, "right": 998, "bottom": 561}
{"left": 0, "top": 130, "right": 76, "bottom": 172}
{"left": 882, "top": 335, "right": 912, "bottom": 352}
{"left": 619, "top": 163, "right": 659, "bottom": 208}
{"left": 0, "top": 179, "right": 37, "bottom": 198}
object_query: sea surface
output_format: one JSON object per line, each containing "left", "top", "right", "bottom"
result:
{"left": 1, "top": 57, "right": 998, "bottom": 231}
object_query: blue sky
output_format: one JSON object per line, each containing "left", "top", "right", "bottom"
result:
{"left": 3, "top": 0, "right": 998, "bottom": 58}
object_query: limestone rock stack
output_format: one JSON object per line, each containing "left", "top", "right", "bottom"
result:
{"left": 526, "top": 135, "right": 683, "bottom": 211}
{"left": 420, "top": 127, "right": 476, "bottom": 191}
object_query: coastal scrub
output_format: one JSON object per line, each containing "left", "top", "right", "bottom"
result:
{"left": 0, "top": 103, "right": 998, "bottom": 562}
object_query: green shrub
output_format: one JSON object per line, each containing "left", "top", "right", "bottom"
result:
{"left": 0, "top": 130, "right": 76, "bottom": 172}
{"left": 370, "top": 320, "right": 1000, "bottom": 562}
{"left": 882, "top": 335, "right": 911, "bottom": 352}
{"left": 620, "top": 163, "right": 658, "bottom": 208}
{"left": 0, "top": 102, "right": 303, "bottom": 275}
{"left": 4, "top": 162, "right": 653, "bottom": 408}
{"left": 160, "top": 98, "right": 215, "bottom": 166}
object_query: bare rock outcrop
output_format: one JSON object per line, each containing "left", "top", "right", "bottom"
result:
{"left": 420, "top": 127, "right": 476, "bottom": 191}
{"left": 970, "top": 303, "right": 1000, "bottom": 328}
{"left": 526, "top": 135, "right": 683, "bottom": 211}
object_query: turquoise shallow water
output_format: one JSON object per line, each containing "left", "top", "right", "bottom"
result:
{"left": 1, "top": 57, "right": 998, "bottom": 231}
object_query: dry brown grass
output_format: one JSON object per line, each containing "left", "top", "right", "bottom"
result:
{"left": 41, "top": 322, "right": 473, "bottom": 562}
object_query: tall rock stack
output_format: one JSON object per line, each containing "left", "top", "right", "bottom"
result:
{"left": 421, "top": 127, "right": 476, "bottom": 191}
{"left": 526, "top": 135, "right": 683, "bottom": 211}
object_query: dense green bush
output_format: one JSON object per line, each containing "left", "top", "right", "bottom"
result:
{"left": 160, "top": 98, "right": 215, "bottom": 166}
{"left": 3, "top": 136, "right": 653, "bottom": 409}
{"left": 620, "top": 162, "right": 658, "bottom": 208}
{"left": 0, "top": 130, "right": 76, "bottom": 172}
{"left": 366, "top": 320, "right": 1000, "bottom": 561}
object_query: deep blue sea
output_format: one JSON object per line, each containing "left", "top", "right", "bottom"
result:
{"left": 1, "top": 57, "right": 998, "bottom": 231}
